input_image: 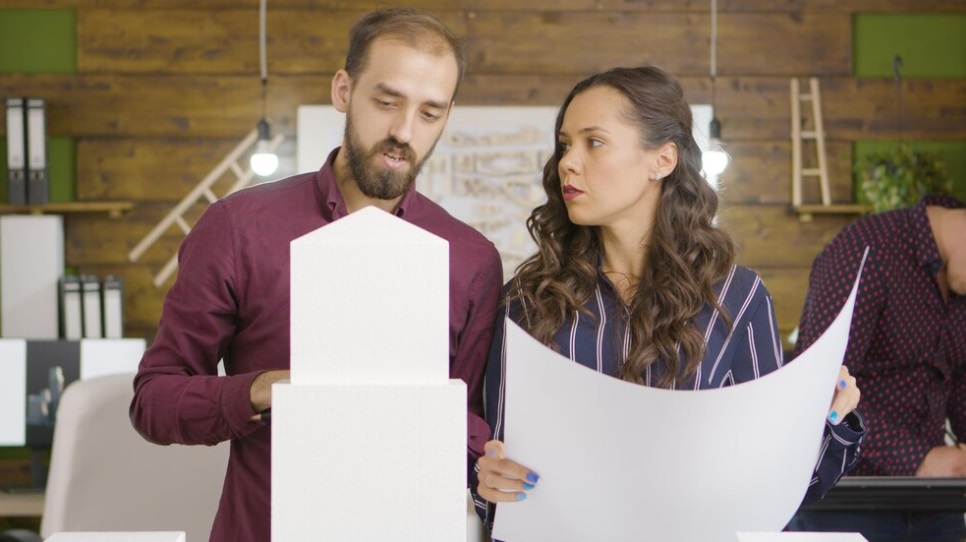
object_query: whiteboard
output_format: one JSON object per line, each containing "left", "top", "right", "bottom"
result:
{"left": 298, "top": 104, "right": 714, "bottom": 279}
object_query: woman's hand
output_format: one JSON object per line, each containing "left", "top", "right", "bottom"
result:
{"left": 476, "top": 440, "right": 539, "bottom": 503}
{"left": 827, "top": 365, "right": 860, "bottom": 425}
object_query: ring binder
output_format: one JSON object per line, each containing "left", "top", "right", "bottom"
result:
{"left": 60, "top": 275, "right": 83, "bottom": 340}
{"left": 26, "top": 97, "right": 48, "bottom": 205}
{"left": 5, "top": 97, "right": 27, "bottom": 205}
{"left": 80, "top": 275, "right": 102, "bottom": 339}
{"left": 102, "top": 275, "right": 124, "bottom": 339}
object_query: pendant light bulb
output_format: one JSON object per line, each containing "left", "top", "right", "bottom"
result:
{"left": 702, "top": 116, "right": 730, "bottom": 177}
{"left": 250, "top": 118, "right": 278, "bottom": 177}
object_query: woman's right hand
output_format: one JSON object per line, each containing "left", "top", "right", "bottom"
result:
{"left": 476, "top": 440, "right": 539, "bottom": 503}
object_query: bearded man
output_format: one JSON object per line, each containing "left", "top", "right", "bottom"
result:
{"left": 130, "top": 8, "right": 502, "bottom": 542}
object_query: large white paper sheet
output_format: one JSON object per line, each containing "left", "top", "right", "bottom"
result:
{"left": 493, "top": 264, "right": 864, "bottom": 542}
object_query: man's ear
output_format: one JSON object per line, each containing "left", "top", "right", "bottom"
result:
{"left": 331, "top": 70, "right": 352, "bottom": 113}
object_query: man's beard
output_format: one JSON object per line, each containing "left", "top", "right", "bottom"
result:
{"left": 343, "top": 115, "right": 437, "bottom": 200}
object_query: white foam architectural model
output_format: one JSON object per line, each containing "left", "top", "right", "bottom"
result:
{"left": 273, "top": 206, "right": 466, "bottom": 541}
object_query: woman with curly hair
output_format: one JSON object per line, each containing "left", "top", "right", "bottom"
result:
{"left": 472, "top": 66, "right": 866, "bottom": 532}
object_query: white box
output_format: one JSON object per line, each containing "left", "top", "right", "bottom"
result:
{"left": 79, "top": 338, "right": 145, "bottom": 380}
{"left": 289, "top": 206, "right": 449, "bottom": 385}
{"left": 0, "top": 215, "right": 64, "bottom": 338}
{"left": 45, "top": 533, "right": 186, "bottom": 542}
{"left": 0, "top": 339, "right": 27, "bottom": 445}
{"left": 272, "top": 380, "right": 467, "bottom": 542}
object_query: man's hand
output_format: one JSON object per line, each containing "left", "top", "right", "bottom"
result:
{"left": 917, "top": 445, "right": 966, "bottom": 477}
{"left": 249, "top": 370, "right": 290, "bottom": 419}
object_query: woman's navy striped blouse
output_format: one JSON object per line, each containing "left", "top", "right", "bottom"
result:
{"left": 473, "top": 264, "right": 867, "bottom": 531}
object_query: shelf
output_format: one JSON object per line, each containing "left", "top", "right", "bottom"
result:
{"left": 0, "top": 202, "right": 133, "bottom": 219}
{"left": 792, "top": 203, "right": 871, "bottom": 222}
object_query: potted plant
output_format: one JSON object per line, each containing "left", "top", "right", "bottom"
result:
{"left": 856, "top": 144, "right": 953, "bottom": 213}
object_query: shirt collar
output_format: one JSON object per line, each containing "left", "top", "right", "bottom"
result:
{"left": 316, "top": 147, "right": 418, "bottom": 222}
{"left": 913, "top": 194, "right": 965, "bottom": 275}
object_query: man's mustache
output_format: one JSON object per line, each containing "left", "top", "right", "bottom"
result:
{"left": 376, "top": 138, "right": 416, "bottom": 163}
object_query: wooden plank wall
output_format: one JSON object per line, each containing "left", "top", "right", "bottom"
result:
{"left": 1, "top": 0, "right": 964, "bottom": 345}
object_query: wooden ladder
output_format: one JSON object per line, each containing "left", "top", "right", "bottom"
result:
{"left": 128, "top": 128, "right": 284, "bottom": 287}
{"left": 790, "top": 78, "right": 868, "bottom": 219}
{"left": 790, "top": 78, "right": 831, "bottom": 208}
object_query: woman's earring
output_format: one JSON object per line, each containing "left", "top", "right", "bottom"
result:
{"left": 654, "top": 171, "right": 663, "bottom": 181}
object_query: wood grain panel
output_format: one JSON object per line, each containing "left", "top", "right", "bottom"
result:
{"left": 456, "top": 11, "right": 849, "bottom": 76}
{"left": 3, "top": 74, "right": 963, "bottom": 140}
{"left": 719, "top": 140, "right": 853, "bottom": 205}
{"left": 8, "top": 0, "right": 965, "bottom": 12}
{"left": 719, "top": 203, "right": 855, "bottom": 269}
{"left": 66, "top": 202, "right": 208, "bottom": 266}
{"left": 77, "top": 10, "right": 466, "bottom": 75}
{"left": 76, "top": 138, "right": 261, "bottom": 200}
{"left": 820, "top": 78, "right": 966, "bottom": 140}
{"left": 0, "top": 73, "right": 330, "bottom": 138}
{"left": 77, "top": 10, "right": 850, "bottom": 77}
{"left": 687, "top": 77, "right": 966, "bottom": 141}
{"left": 76, "top": 135, "right": 854, "bottom": 218}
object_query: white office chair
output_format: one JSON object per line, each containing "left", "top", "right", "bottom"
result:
{"left": 39, "top": 374, "right": 228, "bottom": 541}
{"left": 26, "top": 373, "right": 486, "bottom": 541}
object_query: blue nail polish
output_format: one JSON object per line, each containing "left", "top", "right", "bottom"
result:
{"left": 485, "top": 448, "right": 495, "bottom": 458}
{"left": 523, "top": 482, "right": 535, "bottom": 490}
{"left": 526, "top": 472, "right": 539, "bottom": 484}
{"left": 515, "top": 492, "right": 527, "bottom": 501}
{"left": 839, "top": 380, "right": 847, "bottom": 389}
{"left": 829, "top": 411, "right": 839, "bottom": 422}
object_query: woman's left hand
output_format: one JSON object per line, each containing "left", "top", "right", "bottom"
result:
{"left": 827, "top": 365, "right": 860, "bottom": 426}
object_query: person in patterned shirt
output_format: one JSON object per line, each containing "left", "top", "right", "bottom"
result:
{"left": 787, "top": 194, "right": 966, "bottom": 541}
{"left": 471, "top": 66, "right": 866, "bottom": 539}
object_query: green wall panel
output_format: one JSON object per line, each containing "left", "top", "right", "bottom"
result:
{"left": 854, "top": 14, "right": 966, "bottom": 78}
{"left": 0, "top": 10, "right": 76, "bottom": 74}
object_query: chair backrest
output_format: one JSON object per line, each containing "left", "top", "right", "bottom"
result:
{"left": 40, "top": 374, "right": 228, "bottom": 541}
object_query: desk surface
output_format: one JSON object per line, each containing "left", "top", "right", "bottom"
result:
{"left": 804, "top": 476, "right": 966, "bottom": 513}
{"left": 0, "top": 489, "right": 44, "bottom": 517}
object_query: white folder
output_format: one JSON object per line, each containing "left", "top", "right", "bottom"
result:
{"left": 102, "top": 275, "right": 124, "bottom": 339}
{"left": 61, "top": 275, "right": 83, "bottom": 340}
{"left": 5, "top": 97, "right": 26, "bottom": 205}
{"left": 81, "top": 275, "right": 103, "bottom": 338}
{"left": 25, "top": 97, "right": 48, "bottom": 205}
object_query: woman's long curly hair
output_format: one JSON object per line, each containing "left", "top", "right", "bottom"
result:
{"left": 509, "top": 66, "right": 736, "bottom": 388}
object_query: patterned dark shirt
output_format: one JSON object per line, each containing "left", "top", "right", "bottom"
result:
{"left": 476, "top": 265, "right": 867, "bottom": 532}
{"left": 794, "top": 194, "right": 966, "bottom": 476}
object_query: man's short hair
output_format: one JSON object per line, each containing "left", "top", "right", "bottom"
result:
{"left": 345, "top": 7, "right": 466, "bottom": 98}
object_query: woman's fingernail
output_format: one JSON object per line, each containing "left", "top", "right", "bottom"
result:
{"left": 839, "top": 380, "right": 847, "bottom": 389}
{"left": 526, "top": 472, "right": 539, "bottom": 484}
{"left": 515, "top": 492, "right": 527, "bottom": 501}
{"left": 486, "top": 448, "right": 495, "bottom": 458}
{"left": 828, "top": 411, "right": 839, "bottom": 422}
{"left": 523, "top": 482, "right": 535, "bottom": 490}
